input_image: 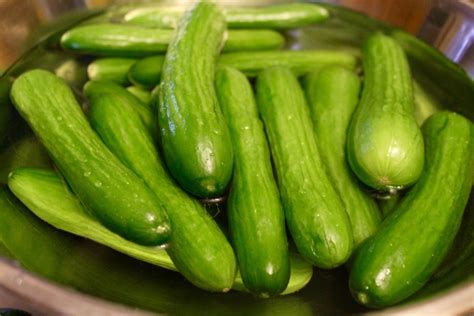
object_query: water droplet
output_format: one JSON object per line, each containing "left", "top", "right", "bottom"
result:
{"left": 83, "top": 171, "right": 91, "bottom": 177}
{"left": 94, "top": 181, "right": 102, "bottom": 187}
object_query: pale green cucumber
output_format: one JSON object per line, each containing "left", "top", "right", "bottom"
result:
{"left": 87, "top": 58, "right": 136, "bottom": 85}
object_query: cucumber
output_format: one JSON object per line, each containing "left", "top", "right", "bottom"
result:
{"left": 61, "top": 24, "right": 284, "bottom": 56}
{"left": 84, "top": 80, "right": 236, "bottom": 292}
{"left": 347, "top": 33, "right": 424, "bottom": 191}
{"left": 87, "top": 58, "right": 136, "bottom": 85}
{"left": 124, "top": 3, "right": 329, "bottom": 29}
{"left": 7, "top": 167, "right": 313, "bottom": 295}
{"left": 126, "top": 85, "right": 152, "bottom": 105}
{"left": 216, "top": 67, "right": 290, "bottom": 296}
{"left": 377, "top": 192, "right": 401, "bottom": 218}
{"left": 159, "top": 2, "right": 233, "bottom": 198}
{"left": 128, "top": 50, "right": 359, "bottom": 88}
{"left": 349, "top": 111, "right": 474, "bottom": 308}
{"left": 305, "top": 66, "right": 381, "bottom": 248}
{"left": 10, "top": 69, "right": 170, "bottom": 246}
{"left": 256, "top": 66, "right": 353, "bottom": 268}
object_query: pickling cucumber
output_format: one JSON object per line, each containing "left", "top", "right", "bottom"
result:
{"left": 124, "top": 3, "right": 329, "bottom": 29}
{"left": 10, "top": 69, "right": 170, "bottom": 246}
{"left": 305, "top": 66, "right": 381, "bottom": 248}
{"left": 347, "top": 33, "right": 424, "bottom": 191}
{"left": 256, "top": 66, "right": 353, "bottom": 268}
{"left": 216, "top": 67, "right": 290, "bottom": 296}
{"left": 159, "top": 2, "right": 233, "bottom": 198}
{"left": 126, "top": 85, "right": 152, "bottom": 105}
{"left": 349, "top": 111, "right": 474, "bottom": 308}
{"left": 128, "top": 50, "right": 359, "bottom": 87}
{"left": 61, "top": 24, "right": 284, "bottom": 56}
{"left": 84, "top": 80, "right": 237, "bottom": 292}
{"left": 87, "top": 58, "right": 136, "bottom": 85}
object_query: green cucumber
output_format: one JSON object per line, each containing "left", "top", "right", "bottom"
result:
{"left": 256, "top": 66, "right": 353, "bottom": 268}
{"left": 10, "top": 69, "right": 170, "bottom": 246}
{"left": 128, "top": 50, "right": 359, "bottom": 88}
{"left": 377, "top": 192, "right": 401, "bottom": 218}
{"left": 7, "top": 168, "right": 313, "bottom": 295}
{"left": 84, "top": 80, "right": 236, "bottom": 292}
{"left": 124, "top": 3, "right": 329, "bottom": 29}
{"left": 349, "top": 111, "right": 474, "bottom": 308}
{"left": 61, "top": 24, "right": 284, "bottom": 56}
{"left": 0, "top": 137, "right": 51, "bottom": 184}
{"left": 126, "top": 85, "right": 152, "bottom": 105}
{"left": 87, "top": 58, "right": 136, "bottom": 85}
{"left": 305, "top": 66, "right": 381, "bottom": 248}
{"left": 159, "top": 2, "right": 233, "bottom": 198}
{"left": 216, "top": 67, "right": 290, "bottom": 296}
{"left": 347, "top": 33, "right": 424, "bottom": 191}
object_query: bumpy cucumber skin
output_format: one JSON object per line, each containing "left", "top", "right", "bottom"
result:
{"left": 256, "top": 67, "right": 353, "bottom": 268}
{"left": 305, "top": 66, "right": 381, "bottom": 248}
{"left": 216, "top": 67, "right": 290, "bottom": 296}
{"left": 159, "top": 2, "right": 233, "bottom": 198}
{"left": 347, "top": 33, "right": 424, "bottom": 191}
{"left": 349, "top": 111, "right": 474, "bottom": 308}
{"left": 61, "top": 24, "right": 283, "bottom": 57}
{"left": 129, "top": 56, "right": 164, "bottom": 89}
{"left": 87, "top": 58, "right": 136, "bottom": 85}
{"left": 85, "top": 80, "right": 236, "bottom": 292}
{"left": 125, "top": 3, "right": 329, "bottom": 29}
{"left": 10, "top": 69, "right": 170, "bottom": 246}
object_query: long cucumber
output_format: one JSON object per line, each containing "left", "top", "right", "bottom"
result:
{"left": 61, "top": 24, "right": 284, "bottom": 56}
{"left": 159, "top": 2, "right": 233, "bottom": 198}
{"left": 256, "top": 66, "right": 353, "bottom": 268}
{"left": 305, "top": 66, "right": 381, "bottom": 248}
{"left": 349, "top": 111, "right": 474, "bottom": 308}
{"left": 10, "top": 69, "right": 170, "bottom": 246}
{"left": 124, "top": 3, "right": 329, "bottom": 29}
{"left": 216, "top": 67, "right": 290, "bottom": 296}
{"left": 84, "top": 80, "right": 236, "bottom": 292}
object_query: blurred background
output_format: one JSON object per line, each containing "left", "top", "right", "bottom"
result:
{"left": 0, "top": 0, "right": 472, "bottom": 74}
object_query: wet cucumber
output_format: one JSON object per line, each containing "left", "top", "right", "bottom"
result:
{"left": 216, "top": 67, "right": 290, "bottom": 296}
{"left": 305, "top": 66, "right": 381, "bottom": 248}
{"left": 124, "top": 3, "right": 329, "bottom": 29}
{"left": 347, "top": 33, "right": 424, "bottom": 191}
{"left": 349, "top": 111, "right": 474, "bottom": 308}
{"left": 84, "top": 80, "right": 236, "bottom": 292}
{"left": 128, "top": 50, "right": 359, "bottom": 88}
{"left": 61, "top": 24, "right": 284, "bottom": 56}
{"left": 87, "top": 58, "right": 136, "bottom": 85}
{"left": 159, "top": 2, "right": 233, "bottom": 198}
{"left": 256, "top": 66, "right": 353, "bottom": 268}
{"left": 10, "top": 69, "right": 170, "bottom": 246}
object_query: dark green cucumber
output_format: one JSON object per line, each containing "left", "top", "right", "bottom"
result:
{"left": 126, "top": 85, "right": 152, "bottom": 105}
{"left": 10, "top": 69, "right": 170, "bottom": 246}
{"left": 124, "top": 3, "right": 329, "bottom": 29}
{"left": 61, "top": 24, "right": 284, "bottom": 56}
{"left": 87, "top": 58, "right": 136, "bottom": 85}
{"left": 216, "top": 67, "right": 289, "bottom": 296}
{"left": 349, "top": 111, "right": 474, "bottom": 308}
{"left": 347, "top": 33, "right": 424, "bottom": 191}
{"left": 256, "top": 66, "right": 353, "bottom": 268}
{"left": 128, "top": 50, "right": 359, "bottom": 87}
{"left": 159, "top": 2, "right": 233, "bottom": 198}
{"left": 305, "top": 66, "right": 381, "bottom": 248}
{"left": 84, "top": 80, "right": 237, "bottom": 292}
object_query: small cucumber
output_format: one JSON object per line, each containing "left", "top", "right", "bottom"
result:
{"left": 125, "top": 3, "right": 329, "bottom": 29}
{"left": 7, "top": 168, "right": 313, "bottom": 295}
{"left": 159, "top": 2, "right": 233, "bottom": 198}
{"left": 305, "top": 66, "right": 381, "bottom": 248}
{"left": 126, "top": 85, "right": 152, "bottom": 105}
{"left": 347, "top": 33, "right": 424, "bottom": 191}
{"left": 216, "top": 67, "right": 290, "bottom": 296}
{"left": 84, "top": 80, "right": 237, "bottom": 292}
{"left": 61, "top": 24, "right": 284, "bottom": 56}
{"left": 256, "top": 66, "right": 353, "bottom": 268}
{"left": 87, "top": 58, "right": 136, "bottom": 85}
{"left": 10, "top": 69, "right": 170, "bottom": 246}
{"left": 349, "top": 111, "right": 474, "bottom": 308}
{"left": 128, "top": 50, "right": 359, "bottom": 88}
